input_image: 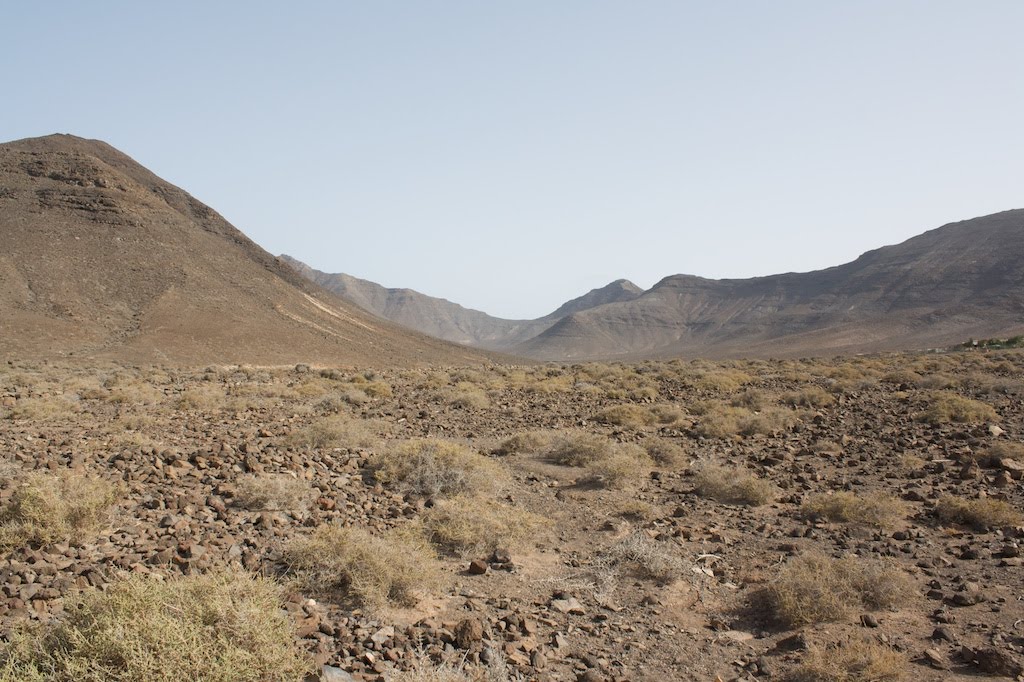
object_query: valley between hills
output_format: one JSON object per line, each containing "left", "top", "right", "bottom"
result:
{"left": 0, "top": 134, "right": 1022, "bottom": 682}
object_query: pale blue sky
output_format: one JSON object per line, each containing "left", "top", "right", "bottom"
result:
{"left": 5, "top": 2, "right": 1023, "bottom": 318}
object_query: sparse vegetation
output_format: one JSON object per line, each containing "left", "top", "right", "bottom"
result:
{"left": 372, "top": 438, "right": 507, "bottom": 498}
{"left": 692, "top": 464, "right": 778, "bottom": 506}
{"left": 492, "top": 430, "right": 551, "bottom": 456}
{"left": 801, "top": 491, "right": 904, "bottom": 528}
{"left": 286, "top": 415, "right": 378, "bottom": 450}
{"left": 605, "top": 531, "right": 685, "bottom": 584}
{"left": 232, "top": 474, "right": 314, "bottom": 511}
{"left": 915, "top": 392, "right": 997, "bottom": 424}
{"left": 0, "top": 571, "right": 314, "bottom": 682}
{"left": 643, "top": 437, "right": 688, "bottom": 468}
{"left": 0, "top": 472, "right": 117, "bottom": 549}
{"left": 764, "top": 552, "right": 912, "bottom": 626}
{"left": 284, "top": 525, "right": 443, "bottom": 609}
{"left": 546, "top": 433, "right": 651, "bottom": 488}
{"left": 787, "top": 638, "right": 905, "bottom": 682}
{"left": 422, "top": 496, "right": 547, "bottom": 555}
{"left": 934, "top": 495, "right": 1022, "bottom": 530}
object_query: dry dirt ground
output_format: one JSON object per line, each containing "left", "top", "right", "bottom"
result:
{"left": 0, "top": 351, "right": 1022, "bottom": 681}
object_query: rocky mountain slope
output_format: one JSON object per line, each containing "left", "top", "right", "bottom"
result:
{"left": 515, "top": 210, "right": 1024, "bottom": 360}
{"left": 281, "top": 256, "right": 642, "bottom": 350}
{"left": 291, "top": 210, "right": 1024, "bottom": 361}
{"left": 0, "top": 134, "right": 493, "bottom": 366}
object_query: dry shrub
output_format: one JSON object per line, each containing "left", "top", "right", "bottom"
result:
{"left": 0, "top": 571, "right": 313, "bottom": 682}
{"left": 422, "top": 496, "right": 547, "bottom": 555}
{"left": 694, "top": 405, "right": 797, "bottom": 438}
{"left": 983, "top": 441, "right": 1024, "bottom": 467}
{"left": 782, "top": 386, "right": 835, "bottom": 408}
{"left": 444, "top": 385, "right": 491, "bottom": 410}
{"left": 594, "top": 404, "right": 657, "bottom": 428}
{"left": 586, "top": 447, "right": 650, "bottom": 489}
{"left": 643, "top": 437, "right": 688, "bottom": 468}
{"left": 492, "top": 430, "right": 552, "bottom": 456}
{"left": 605, "top": 531, "right": 685, "bottom": 584}
{"left": 765, "top": 552, "right": 912, "bottom": 626}
{"left": 174, "top": 384, "right": 226, "bottom": 411}
{"left": 360, "top": 380, "right": 393, "bottom": 399}
{"left": 341, "top": 388, "right": 370, "bottom": 406}
{"left": 649, "top": 403, "right": 688, "bottom": 426}
{"left": 546, "top": 433, "right": 651, "bottom": 488}
{"left": 232, "top": 474, "right": 314, "bottom": 512}
{"left": 5, "top": 396, "right": 80, "bottom": 421}
{"left": 934, "top": 496, "right": 1022, "bottom": 531}
{"left": 915, "top": 373, "right": 958, "bottom": 390}
{"left": 284, "top": 525, "right": 443, "bottom": 609}
{"left": 0, "top": 472, "right": 117, "bottom": 549}
{"left": 372, "top": 439, "right": 507, "bottom": 498}
{"left": 286, "top": 415, "right": 378, "bottom": 450}
{"left": 731, "top": 388, "right": 768, "bottom": 410}
{"left": 801, "top": 492, "right": 904, "bottom": 528}
{"left": 692, "top": 464, "right": 778, "bottom": 506}
{"left": 691, "top": 369, "right": 754, "bottom": 392}
{"left": 915, "top": 392, "right": 997, "bottom": 424}
{"left": 787, "top": 638, "right": 905, "bottom": 682}
{"left": 547, "top": 432, "right": 616, "bottom": 467}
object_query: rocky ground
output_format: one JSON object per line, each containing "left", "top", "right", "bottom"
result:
{"left": 0, "top": 351, "right": 1022, "bottom": 681}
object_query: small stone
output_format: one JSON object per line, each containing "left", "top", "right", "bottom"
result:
{"left": 454, "top": 618, "right": 484, "bottom": 649}
{"left": 468, "top": 559, "right": 489, "bottom": 575}
{"left": 923, "top": 648, "right": 948, "bottom": 669}
{"left": 550, "top": 597, "right": 585, "bottom": 615}
{"left": 860, "top": 614, "right": 879, "bottom": 628}
{"left": 931, "top": 626, "right": 955, "bottom": 642}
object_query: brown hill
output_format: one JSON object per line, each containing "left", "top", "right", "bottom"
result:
{"left": 513, "top": 209, "right": 1024, "bottom": 360}
{"left": 281, "top": 256, "right": 642, "bottom": 349}
{"left": 0, "top": 134, "right": 494, "bottom": 366}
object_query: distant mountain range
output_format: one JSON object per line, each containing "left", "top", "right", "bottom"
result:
{"left": 0, "top": 134, "right": 493, "bottom": 366}
{"left": 2, "top": 133, "right": 1020, "bottom": 365}
{"left": 285, "top": 209, "right": 1024, "bottom": 360}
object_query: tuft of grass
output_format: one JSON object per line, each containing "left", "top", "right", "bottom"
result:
{"left": 764, "top": 552, "right": 912, "bottom": 626}
{"left": 0, "top": 472, "right": 117, "bottom": 549}
{"left": 801, "top": 492, "right": 904, "bottom": 528}
{"left": 782, "top": 386, "right": 835, "bottom": 408}
{"left": 546, "top": 433, "right": 651, "bottom": 488}
{"left": 492, "top": 430, "right": 552, "bottom": 456}
{"left": 594, "top": 404, "right": 658, "bottom": 428}
{"left": 372, "top": 438, "right": 507, "bottom": 499}
{"left": 422, "top": 496, "right": 548, "bottom": 555}
{"left": 643, "top": 437, "right": 688, "bottom": 468}
{"left": 605, "top": 531, "right": 685, "bottom": 585}
{"left": 786, "top": 638, "right": 906, "bottom": 682}
{"left": 286, "top": 415, "right": 378, "bottom": 450}
{"left": 232, "top": 474, "right": 314, "bottom": 512}
{"left": 915, "top": 392, "right": 997, "bottom": 424}
{"left": 547, "top": 432, "right": 615, "bottom": 467}
{"left": 444, "top": 385, "right": 491, "bottom": 410}
{"left": 934, "top": 496, "right": 1022, "bottom": 531}
{"left": 692, "top": 464, "right": 778, "bottom": 506}
{"left": 0, "top": 571, "right": 314, "bottom": 682}
{"left": 694, "top": 405, "right": 797, "bottom": 438}
{"left": 284, "top": 525, "right": 443, "bottom": 609}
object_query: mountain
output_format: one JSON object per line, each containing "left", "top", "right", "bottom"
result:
{"left": 288, "top": 210, "right": 1024, "bottom": 361}
{"left": 514, "top": 210, "right": 1024, "bottom": 359}
{"left": 0, "top": 134, "right": 494, "bottom": 366}
{"left": 280, "top": 256, "right": 642, "bottom": 350}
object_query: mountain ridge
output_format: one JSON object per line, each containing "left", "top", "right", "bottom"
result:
{"left": 0, "top": 134, "right": 497, "bottom": 366}
{"left": 287, "top": 209, "right": 1024, "bottom": 360}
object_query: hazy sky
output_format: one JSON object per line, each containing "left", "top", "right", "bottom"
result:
{"left": 5, "top": 2, "right": 1023, "bottom": 319}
